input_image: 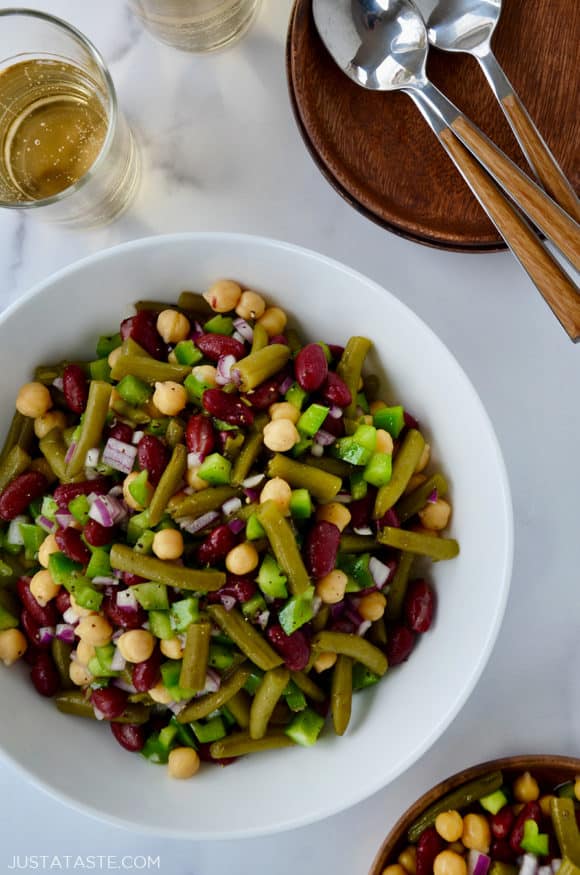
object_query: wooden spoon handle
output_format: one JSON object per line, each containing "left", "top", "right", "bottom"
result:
{"left": 439, "top": 127, "right": 580, "bottom": 341}
{"left": 451, "top": 115, "right": 580, "bottom": 272}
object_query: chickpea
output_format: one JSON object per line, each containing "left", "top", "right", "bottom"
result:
{"left": 38, "top": 533, "right": 59, "bottom": 569}
{"left": 153, "top": 529, "right": 184, "bottom": 561}
{"left": 398, "top": 847, "right": 417, "bottom": 875}
{"left": 29, "top": 569, "right": 60, "bottom": 607}
{"left": 316, "top": 569, "right": 347, "bottom": 605}
{"left": 513, "top": 771, "right": 540, "bottom": 803}
{"left": 462, "top": 813, "right": 491, "bottom": 853}
{"left": 404, "top": 473, "right": 427, "bottom": 495}
{"left": 156, "top": 309, "right": 191, "bottom": 344}
{"left": 76, "top": 615, "right": 113, "bottom": 647}
{"left": 117, "top": 630, "right": 155, "bottom": 664}
{"left": 382, "top": 866, "right": 407, "bottom": 875}
{"left": 418, "top": 499, "right": 452, "bottom": 531}
{"left": 192, "top": 364, "right": 218, "bottom": 388}
{"left": 316, "top": 502, "right": 351, "bottom": 532}
{"left": 358, "top": 591, "right": 387, "bottom": 622}
{"left": 108, "top": 347, "right": 123, "bottom": 369}
{"left": 260, "top": 477, "right": 292, "bottom": 515}
{"left": 225, "top": 542, "right": 259, "bottom": 575}
{"left": 152, "top": 381, "right": 187, "bottom": 416}
{"left": 376, "top": 429, "right": 394, "bottom": 455}
{"left": 0, "top": 628, "right": 27, "bottom": 666}
{"left": 168, "top": 746, "right": 201, "bottom": 779}
{"left": 70, "top": 593, "right": 95, "bottom": 618}
{"left": 148, "top": 682, "right": 173, "bottom": 704}
{"left": 122, "top": 471, "right": 154, "bottom": 512}
{"left": 313, "top": 651, "right": 337, "bottom": 673}
{"left": 370, "top": 400, "right": 387, "bottom": 415}
{"left": 257, "top": 306, "right": 287, "bottom": 337}
{"left": 34, "top": 410, "right": 67, "bottom": 439}
{"left": 16, "top": 382, "right": 52, "bottom": 419}
{"left": 263, "top": 419, "right": 299, "bottom": 453}
{"left": 435, "top": 811, "right": 464, "bottom": 843}
{"left": 235, "top": 290, "right": 266, "bottom": 321}
{"left": 69, "top": 661, "right": 93, "bottom": 686}
{"left": 433, "top": 851, "right": 467, "bottom": 875}
{"left": 186, "top": 466, "right": 210, "bottom": 491}
{"left": 161, "top": 637, "right": 184, "bottom": 660}
{"left": 539, "top": 795, "right": 556, "bottom": 817}
{"left": 75, "top": 640, "right": 96, "bottom": 666}
{"left": 575, "top": 779, "right": 580, "bottom": 802}
{"left": 269, "top": 401, "right": 300, "bottom": 425}
{"left": 203, "top": 279, "right": 242, "bottom": 313}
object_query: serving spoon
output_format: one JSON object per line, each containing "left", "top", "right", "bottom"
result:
{"left": 312, "top": 0, "right": 580, "bottom": 340}
{"left": 421, "top": 0, "right": 580, "bottom": 223}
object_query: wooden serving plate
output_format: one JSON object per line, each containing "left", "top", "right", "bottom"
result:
{"left": 287, "top": 0, "right": 580, "bottom": 252}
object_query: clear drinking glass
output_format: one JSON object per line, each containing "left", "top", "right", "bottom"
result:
{"left": 0, "top": 9, "right": 140, "bottom": 227}
{"left": 128, "top": 0, "right": 262, "bottom": 53}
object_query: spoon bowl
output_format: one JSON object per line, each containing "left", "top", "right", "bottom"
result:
{"left": 425, "top": 0, "right": 502, "bottom": 54}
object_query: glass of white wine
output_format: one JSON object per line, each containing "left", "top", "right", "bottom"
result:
{"left": 0, "top": 9, "right": 140, "bottom": 227}
{"left": 128, "top": 0, "right": 262, "bottom": 53}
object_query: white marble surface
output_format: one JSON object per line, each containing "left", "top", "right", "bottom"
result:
{"left": 0, "top": 1, "right": 578, "bottom": 873}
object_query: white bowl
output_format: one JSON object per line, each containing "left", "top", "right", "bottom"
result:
{"left": 0, "top": 233, "right": 513, "bottom": 839}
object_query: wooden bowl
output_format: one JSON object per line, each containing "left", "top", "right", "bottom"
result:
{"left": 370, "top": 755, "right": 580, "bottom": 875}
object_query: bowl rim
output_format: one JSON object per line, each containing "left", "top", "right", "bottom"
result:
{"left": 0, "top": 232, "right": 514, "bottom": 839}
{"left": 369, "top": 754, "right": 580, "bottom": 875}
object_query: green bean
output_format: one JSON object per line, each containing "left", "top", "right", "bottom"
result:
{"left": 34, "top": 363, "right": 62, "bottom": 384}
{"left": 66, "top": 381, "right": 112, "bottom": 477}
{"left": 207, "top": 604, "right": 283, "bottom": 671}
{"left": 311, "top": 631, "right": 388, "bottom": 676}
{"left": 363, "top": 373, "right": 380, "bottom": 402}
{"left": 374, "top": 429, "right": 425, "bottom": 518}
{"left": 209, "top": 730, "right": 296, "bottom": 759}
{"left": 110, "top": 544, "right": 225, "bottom": 591}
{"left": 0, "top": 411, "right": 34, "bottom": 465}
{"left": 269, "top": 699, "right": 292, "bottom": 726}
{"left": 331, "top": 655, "right": 353, "bottom": 736}
{"left": 177, "top": 664, "right": 253, "bottom": 722}
{"left": 256, "top": 500, "right": 310, "bottom": 596}
{"left": 134, "top": 300, "right": 173, "bottom": 313}
{"left": 177, "top": 290, "right": 213, "bottom": 318}
{"left": 339, "top": 534, "right": 376, "bottom": 553}
{"left": 51, "top": 638, "right": 74, "bottom": 690}
{"left": 408, "top": 771, "right": 503, "bottom": 841}
{"left": 304, "top": 455, "right": 351, "bottom": 479}
{"left": 396, "top": 473, "right": 449, "bottom": 523}
{"left": 312, "top": 603, "right": 330, "bottom": 633}
{"left": 110, "top": 393, "right": 151, "bottom": 425}
{"left": 232, "top": 430, "right": 264, "bottom": 485}
{"left": 488, "top": 864, "right": 517, "bottom": 875}
{"left": 225, "top": 689, "right": 251, "bottom": 729}
{"left": 39, "top": 429, "right": 68, "bottom": 481}
{"left": 55, "top": 690, "right": 149, "bottom": 723}
{"left": 0, "top": 446, "right": 31, "bottom": 492}
{"left": 251, "top": 323, "right": 269, "bottom": 353}
{"left": 249, "top": 666, "right": 290, "bottom": 740}
{"left": 290, "top": 670, "right": 326, "bottom": 703}
{"left": 169, "top": 485, "right": 239, "bottom": 520}
{"left": 111, "top": 354, "right": 190, "bottom": 384}
{"left": 377, "top": 527, "right": 459, "bottom": 560}
{"left": 236, "top": 345, "right": 291, "bottom": 392}
{"left": 267, "top": 454, "right": 342, "bottom": 502}
{"left": 165, "top": 419, "right": 185, "bottom": 448}
{"left": 286, "top": 328, "right": 302, "bottom": 355}
{"left": 557, "top": 862, "right": 580, "bottom": 875}
{"left": 224, "top": 431, "right": 245, "bottom": 460}
{"left": 552, "top": 799, "right": 580, "bottom": 866}
{"left": 368, "top": 617, "right": 387, "bottom": 647}
{"left": 385, "top": 551, "right": 414, "bottom": 620}
{"left": 179, "top": 621, "right": 211, "bottom": 692}
{"left": 336, "top": 336, "right": 372, "bottom": 418}
{"left": 148, "top": 443, "right": 187, "bottom": 526}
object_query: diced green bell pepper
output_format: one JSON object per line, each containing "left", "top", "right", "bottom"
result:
{"left": 161, "top": 660, "right": 181, "bottom": 688}
{"left": 48, "top": 552, "right": 82, "bottom": 587}
{"left": 173, "top": 340, "right": 203, "bottom": 366}
{"left": 184, "top": 374, "right": 210, "bottom": 405}
{"left": 297, "top": 403, "right": 330, "bottom": 437}
{"left": 117, "top": 374, "right": 152, "bottom": 406}
{"left": 40, "top": 496, "right": 59, "bottom": 522}
{"left": 127, "top": 510, "right": 151, "bottom": 545}
{"left": 146, "top": 418, "right": 170, "bottom": 437}
{"left": 317, "top": 341, "right": 332, "bottom": 364}
{"left": 208, "top": 643, "right": 235, "bottom": 671}
{"left": 141, "top": 731, "right": 169, "bottom": 764}
{"left": 204, "top": 315, "right": 234, "bottom": 336}
{"left": 148, "top": 610, "right": 174, "bottom": 640}
{"left": 88, "top": 656, "right": 119, "bottom": 679}
{"left": 373, "top": 405, "right": 405, "bottom": 438}
{"left": 285, "top": 383, "right": 308, "bottom": 410}
{"left": 241, "top": 592, "right": 267, "bottom": 620}
{"left": 244, "top": 669, "right": 264, "bottom": 696}
{"left": 19, "top": 523, "right": 45, "bottom": 561}
{"left": 350, "top": 470, "right": 368, "bottom": 500}
{"left": 284, "top": 680, "right": 307, "bottom": 712}
{"left": 521, "top": 820, "right": 550, "bottom": 856}
{"left": 352, "top": 663, "right": 381, "bottom": 691}
{"left": 170, "top": 598, "right": 199, "bottom": 633}
{"left": 291, "top": 437, "right": 313, "bottom": 458}
{"left": 128, "top": 470, "right": 152, "bottom": 508}
{"left": 169, "top": 716, "right": 197, "bottom": 749}
{"left": 357, "top": 392, "right": 370, "bottom": 414}
{"left": 332, "top": 436, "right": 372, "bottom": 466}
{"left": 89, "top": 359, "right": 112, "bottom": 382}
{"left": 158, "top": 722, "right": 180, "bottom": 753}
{"left": 73, "top": 584, "right": 103, "bottom": 611}
{"left": 279, "top": 586, "right": 315, "bottom": 636}
{"left": 480, "top": 789, "right": 509, "bottom": 815}
{"left": 192, "top": 716, "right": 227, "bottom": 743}
{"left": 338, "top": 553, "right": 374, "bottom": 591}
{"left": 134, "top": 530, "right": 155, "bottom": 555}
{"left": 86, "top": 547, "right": 112, "bottom": 580}
{"left": 197, "top": 453, "right": 231, "bottom": 486}
{"left": 95, "top": 643, "right": 116, "bottom": 672}
{"left": 289, "top": 488, "right": 312, "bottom": 519}
{"left": 132, "top": 582, "right": 169, "bottom": 611}
{"left": 363, "top": 452, "right": 392, "bottom": 487}
{"left": 68, "top": 494, "right": 90, "bottom": 525}
{"left": 246, "top": 513, "right": 266, "bottom": 541}
{"left": 96, "top": 333, "right": 121, "bottom": 359}
{"left": 257, "top": 554, "right": 288, "bottom": 600}
{"left": 285, "top": 707, "right": 325, "bottom": 747}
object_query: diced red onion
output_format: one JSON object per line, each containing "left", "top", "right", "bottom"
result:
{"left": 52, "top": 376, "right": 64, "bottom": 392}
{"left": 37, "top": 515, "right": 55, "bottom": 533}
{"left": 110, "top": 647, "right": 126, "bottom": 672}
{"left": 232, "top": 330, "right": 245, "bottom": 344}
{"left": 93, "top": 576, "right": 119, "bottom": 586}
{"left": 187, "top": 451, "right": 203, "bottom": 468}
{"left": 243, "top": 487, "right": 259, "bottom": 503}
{"left": 55, "top": 512, "right": 74, "bottom": 529}
{"left": 242, "top": 473, "right": 265, "bottom": 489}
{"left": 38, "top": 626, "right": 55, "bottom": 646}
{"left": 519, "top": 857, "right": 539, "bottom": 875}
{"left": 315, "top": 429, "right": 336, "bottom": 446}
{"left": 369, "top": 556, "right": 391, "bottom": 589}
{"left": 427, "top": 489, "right": 438, "bottom": 504}
{"left": 62, "top": 607, "right": 78, "bottom": 625}
{"left": 112, "top": 628, "right": 124, "bottom": 642}
{"left": 191, "top": 321, "right": 204, "bottom": 340}
{"left": 92, "top": 704, "right": 106, "bottom": 721}
{"left": 256, "top": 609, "right": 270, "bottom": 630}
{"left": 468, "top": 852, "right": 491, "bottom": 875}
{"left": 279, "top": 375, "right": 294, "bottom": 394}
{"left": 328, "top": 405, "right": 343, "bottom": 419}
{"left": 233, "top": 317, "right": 254, "bottom": 343}
{"left": 6, "top": 516, "right": 27, "bottom": 546}
{"left": 228, "top": 518, "right": 245, "bottom": 535}
{"left": 56, "top": 623, "right": 76, "bottom": 644}
{"left": 379, "top": 508, "right": 400, "bottom": 528}
{"left": 354, "top": 525, "right": 373, "bottom": 536}
{"left": 89, "top": 495, "right": 127, "bottom": 528}
{"left": 204, "top": 668, "right": 221, "bottom": 693}
{"left": 334, "top": 492, "right": 352, "bottom": 504}
{"left": 108, "top": 485, "right": 124, "bottom": 498}
{"left": 102, "top": 437, "right": 137, "bottom": 475}
{"left": 167, "top": 700, "right": 188, "bottom": 715}
{"left": 64, "top": 441, "right": 77, "bottom": 465}
{"left": 310, "top": 443, "right": 324, "bottom": 458}
{"left": 221, "top": 595, "right": 236, "bottom": 612}
{"left": 116, "top": 589, "right": 138, "bottom": 610}
{"left": 179, "top": 510, "right": 220, "bottom": 535}
{"left": 357, "top": 620, "right": 372, "bottom": 637}
{"left": 85, "top": 447, "right": 100, "bottom": 468}
{"left": 112, "top": 678, "right": 136, "bottom": 694}
{"left": 552, "top": 861, "right": 562, "bottom": 874}
{"left": 131, "top": 430, "right": 143, "bottom": 445}
{"left": 216, "top": 354, "right": 240, "bottom": 386}
{"left": 312, "top": 595, "right": 323, "bottom": 616}
{"left": 222, "top": 497, "right": 242, "bottom": 516}
{"left": 345, "top": 604, "right": 363, "bottom": 627}
{"left": 539, "top": 868, "right": 552, "bottom": 875}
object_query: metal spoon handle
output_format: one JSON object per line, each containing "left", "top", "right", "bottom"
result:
{"left": 409, "top": 92, "right": 580, "bottom": 342}
{"left": 410, "top": 81, "right": 580, "bottom": 272}
{"left": 477, "top": 51, "right": 580, "bottom": 224}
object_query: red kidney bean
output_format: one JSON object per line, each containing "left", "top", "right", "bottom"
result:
{"left": 330, "top": 617, "right": 356, "bottom": 634}
{"left": 103, "top": 592, "right": 146, "bottom": 630}
{"left": 137, "top": 434, "right": 169, "bottom": 486}
{"left": 203, "top": 389, "right": 254, "bottom": 427}
{"left": 132, "top": 649, "right": 161, "bottom": 692}
{"left": 55, "top": 527, "right": 91, "bottom": 566}
{"left": 122, "top": 572, "right": 147, "bottom": 586}
{"left": 377, "top": 508, "right": 400, "bottom": 529}
{"left": 416, "top": 827, "right": 444, "bottom": 875}
{"left": 491, "top": 807, "right": 515, "bottom": 840}
{"left": 0, "top": 471, "right": 48, "bottom": 521}
{"left": 243, "top": 378, "right": 280, "bottom": 411}
{"left": 62, "top": 364, "right": 88, "bottom": 414}
{"left": 17, "top": 578, "right": 58, "bottom": 627}
{"left": 30, "top": 651, "right": 60, "bottom": 697}
{"left": 185, "top": 414, "right": 216, "bottom": 458}
{"left": 404, "top": 579, "right": 435, "bottom": 634}
{"left": 321, "top": 372, "right": 352, "bottom": 408}
{"left": 349, "top": 489, "right": 377, "bottom": 530}
{"left": 305, "top": 521, "right": 341, "bottom": 579}
{"left": 23, "top": 644, "right": 41, "bottom": 665}
{"left": 91, "top": 687, "right": 129, "bottom": 719}
{"left": 120, "top": 311, "right": 167, "bottom": 360}
{"left": 196, "top": 333, "right": 245, "bottom": 362}
{"left": 328, "top": 344, "right": 344, "bottom": 362}
{"left": 55, "top": 588, "right": 71, "bottom": 615}
{"left": 197, "top": 524, "right": 237, "bottom": 566}
{"left": 386, "top": 625, "right": 415, "bottom": 666}
{"left": 269, "top": 334, "right": 287, "bottom": 345}
{"left": 83, "top": 518, "right": 116, "bottom": 548}
{"left": 510, "top": 802, "right": 543, "bottom": 853}
{"left": 404, "top": 410, "right": 419, "bottom": 429}
{"left": 267, "top": 624, "right": 310, "bottom": 671}
{"left": 320, "top": 412, "right": 345, "bottom": 438}
{"left": 207, "top": 574, "right": 257, "bottom": 606}
{"left": 110, "top": 721, "right": 146, "bottom": 752}
{"left": 295, "top": 343, "right": 328, "bottom": 392}
{"left": 107, "top": 421, "right": 134, "bottom": 444}
{"left": 21, "top": 609, "right": 51, "bottom": 649}
{"left": 491, "top": 840, "right": 517, "bottom": 864}
{"left": 54, "top": 477, "right": 110, "bottom": 509}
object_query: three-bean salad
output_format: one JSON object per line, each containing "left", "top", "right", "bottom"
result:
{"left": 0, "top": 280, "right": 458, "bottom": 779}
